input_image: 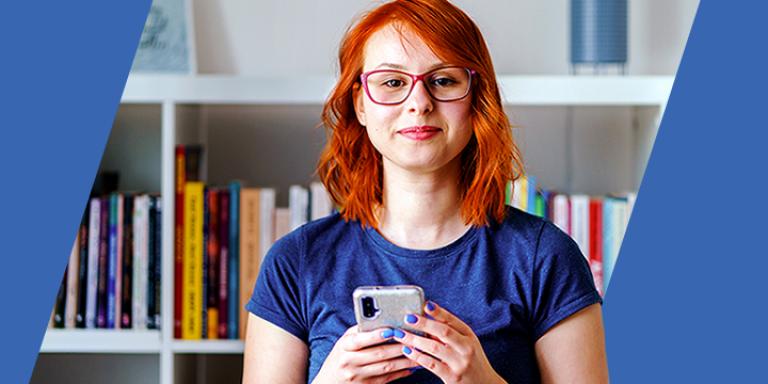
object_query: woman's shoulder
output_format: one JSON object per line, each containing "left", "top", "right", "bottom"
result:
{"left": 491, "top": 206, "right": 577, "bottom": 252}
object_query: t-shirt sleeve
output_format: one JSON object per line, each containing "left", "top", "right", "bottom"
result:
{"left": 245, "top": 229, "right": 308, "bottom": 343}
{"left": 530, "top": 221, "right": 603, "bottom": 340}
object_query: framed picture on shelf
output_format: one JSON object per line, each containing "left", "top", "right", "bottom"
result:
{"left": 131, "top": 0, "right": 196, "bottom": 74}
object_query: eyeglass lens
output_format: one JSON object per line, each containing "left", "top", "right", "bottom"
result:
{"left": 365, "top": 67, "right": 470, "bottom": 104}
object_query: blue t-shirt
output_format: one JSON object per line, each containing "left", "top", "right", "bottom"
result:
{"left": 246, "top": 206, "right": 601, "bottom": 383}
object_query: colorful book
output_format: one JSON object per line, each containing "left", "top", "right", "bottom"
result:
{"left": 218, "top": 190, "right": 230, "bottom": 339}
{"left": 75, "top": 210, "right": 89, "bottom": 328}
{"left": 153, "top": 197, "right": 162, "bottom": 330}
{"left": 589, "top": 198, "right": 604, "bottom": 296}
{"left": 86, "top": 197, "right": 100, "bottom": 328}
{"left": 133, "top": 195, "right": 150, "bottom": 330}
{"left": 115, "top": 193, "right": 124, "bottom": 328}
{"left": 207, "top": 189, "right": 220, "bottom": 339}
{"left": 96, "top": 196, "right": 109, "bottom": 328}
{"left": 107, "top": 194, "right": 118, "bottom": 329}
{"left": 174, "top": 145, "right": 186, "bottom": 338}
{"left": 183, "top": 182, "right": 205, "bottom": 339}
{"left": 121, "top": 194, "right": 134, "bottom": 329}
{"left": 53, "top": 270, "right": 67, "bottom": 328}
{"left": 228, "top": 181, "right": 240, "bottom": 339}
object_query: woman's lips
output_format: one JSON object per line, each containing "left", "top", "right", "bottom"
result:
{"left": 398, "top": 125, "right": 442, "bottom": 141}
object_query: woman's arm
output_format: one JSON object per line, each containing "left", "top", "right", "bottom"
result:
{"left": 242, "top": 313, "right": 309, "bottom": 384}
{"left": 534, "top": 303, "right": 609, "bottom": 384}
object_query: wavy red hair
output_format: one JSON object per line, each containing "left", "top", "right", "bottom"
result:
{"left": 317, "top": 0, "right": 524, "bottom": 229}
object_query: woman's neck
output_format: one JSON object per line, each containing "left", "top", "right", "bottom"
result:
{"left": 376, "top": 158, "right": 471, "bottom": 250}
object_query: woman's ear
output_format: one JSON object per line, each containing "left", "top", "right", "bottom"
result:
{"left": 353, "top": 84, "right": 367, "bottom": 127}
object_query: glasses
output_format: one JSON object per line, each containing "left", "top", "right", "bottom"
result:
{"left": 360, "top": 66, "right": 476, "bottom": 105}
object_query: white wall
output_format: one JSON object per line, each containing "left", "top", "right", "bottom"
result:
{"left": 192, "top": 0, "right": 699, "bottom": 76}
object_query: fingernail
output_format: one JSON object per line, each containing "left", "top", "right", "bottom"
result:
{"left": 408, "top": 366, "right": 423, "bottom": 372}
{"left": 426, "top": 301, "right": 436, "bottom": 311}
{"left": 405, "top": 314, "right": 418, "bottom": 324}
{"left": 403, "top": 346, "right": 412, "bottom": 355}
{"left": 393, "top": 329, "right": 405, "bottom": 339}
{"left": 381, "top": 329, "right": 393, "bottom": 338}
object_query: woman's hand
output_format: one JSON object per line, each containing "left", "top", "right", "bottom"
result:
{"left": 312, "top": 325, "right": 420, "bottom": 384}
{"left": 393, "top": 301, "right": 507, "bottom": 384}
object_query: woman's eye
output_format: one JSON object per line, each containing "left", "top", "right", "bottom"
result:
{"left": 431, "top": 77, "right": 456, "bottom": 87}
{"left": 383, "top": 79, "right": 405, "bottom": 88}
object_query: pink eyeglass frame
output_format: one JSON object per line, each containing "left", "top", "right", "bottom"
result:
{"left": 359, "top": 66, "right": 477, "bottom": 105}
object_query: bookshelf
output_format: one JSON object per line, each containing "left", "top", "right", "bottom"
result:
{"left": 34, "top": 74, "right": 672, "bottom": 384}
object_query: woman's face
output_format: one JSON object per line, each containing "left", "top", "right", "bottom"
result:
{"left": 354, "top": 24, "right": 473, "bottom": 176}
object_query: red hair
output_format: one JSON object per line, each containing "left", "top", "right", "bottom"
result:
{"left": 317, "top": 0, "right": 524, "bottom": 228}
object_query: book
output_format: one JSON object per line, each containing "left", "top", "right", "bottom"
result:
{"left": 121, "top": 194, "right": 134, "bottom": 329}
{"left": 589, "top": 198, "right": 604, "bottom": 296}
{"left": 96, "top": 196, "right": 109, "bottom": 328}
{"left": 53, "top": 269, "right": 67, "bottom": 328}
{"left": 147, "top": 196, "right": 158, "bottom": 329}
{"left": 133, "top": 195, "right": 150, "bottom": 330}
{"left": 274, "top": 208, "right": 291, "bottom": 242}
{"left": 86, "top": 197, "right": 100, "bottom": 328}
{"left": 153, "top": 197, "right": 162, "bottom": 330}
{"left": 174, "top": 145, "right": 186, "bottom": 338}
{"left": 107, "top": 194, "right": 118, "bottom": 328}
{"left": 65, "top": 233, "right": 80, "bottom": 328}
{"left": 228, "top": 181, "right": 240, "bottom": 339}
{"left": 238, "top": 187, "right": 260, "bottom": 340}
{"left": 115, "top": 193, "right": 124, "bottom": 328}
{"left": 289, "top": 185, "right": 308, "bottom": 230}
{"left": 183, "top": 182, "right": 204, "bottom": 339}
{"left": 206, "top": 189, "right": 220, "bottom": 339}
{"left": 552, "top": 194, "right": 571, "bottom": 235}
{"left": 75, "top": 210, "right": 89, "bottom": 328}
{"left": 570, "top": 195, "right": 590, "bottom": 259}
{"left": 218, "top": 190, "right": 230, "bottom": 338}
{"left": 309, "top": 181, "right": 333, "bottom": 221}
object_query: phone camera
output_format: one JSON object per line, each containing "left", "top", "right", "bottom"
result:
{"left": 361, "top": 296, "right": 379, "bottom": 318}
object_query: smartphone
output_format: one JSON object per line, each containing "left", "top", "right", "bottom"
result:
{"left": 353, "top": 285, "right": 425, "bottom": 334}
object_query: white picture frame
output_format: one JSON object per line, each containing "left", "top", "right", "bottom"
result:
{"left": 131, "top": 0, "right": 196, "bottom": 74}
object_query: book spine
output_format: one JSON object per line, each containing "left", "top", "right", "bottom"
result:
{"left": 147, "top": 197, "right": 157, "bottom": 329}
{"left": 183, "top": 182, "right": 204, "bottom": 339}
{"left": 201, "top": 188, "right": 209, "bottom": 338}
{"left": 589, "top": 199, "right": 604, "bottom": 296}
{"left": 228, "top": 182, "right": 240, "bottom": 339}
{"left": 154, "top": 197, "right": 163, "bottom": 330}
{"left": 133, "top": 195, "right": 148, "bottom": 330}
{"left": 96, "top": 196, "right": 109, "bottom": 328}
{"left": 121, "top": 195, "right": 134, "bottom": 329}
{"left": 218, "top": 190, "right": 230, "bottom": 339}
{"left": 115, "top": 194, "right": 123, "bottom": 328}
{"left": 207, "top": 189, "right": 220, "bottom": 339}
{"left": 239, "top": 188, "right": 259, "bottom": 340}
{"left": 107, "top": 194, "right": 117, "bottom": 329}
{"left": 65, "top": 232, "right": 80, "bottom": 328}
{"left": 86, "top": 198, "right": 100, "bottom": 328}
{"left": 53, "top": 269, "right": 67, "bottom": 328}
{"left": 174, "top": 145, "right": 185, "bottom": 339}
{"left": 76, "top": 211, "right": 89, "bottom": 328}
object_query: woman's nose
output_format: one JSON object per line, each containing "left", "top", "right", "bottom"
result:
{"left": 406, "top": 80, "right": 434, "bottom": 115}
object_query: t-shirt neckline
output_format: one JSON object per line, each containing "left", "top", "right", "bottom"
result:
{"left": 361, "top": 223, "right": 479, "bottom": 259}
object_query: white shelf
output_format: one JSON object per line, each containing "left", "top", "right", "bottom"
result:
{"left": 172, "top": 340, "right": 244, "bottom": 354}
{"left": 121, "top": 74, "right": 672, "bottom": 107}
{"left": 40, "top": 329, "right": 162, "bottom": 354}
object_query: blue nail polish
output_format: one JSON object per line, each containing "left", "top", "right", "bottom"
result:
{"left": 393, "top": 329, "right": 405, "bottom": 338}
{"left": 405, "top": 314, "right": 418, "bottom": 324}
{"left": 426, "top": 301, "right": 436, "bottom": 311}
{"left": 403, "top": 346, "right": 412, "bottom": 355}
{"left": 381, "top": 329, "right": 393, "bottom": 338}
{"left": 408, "top": 366, "right": 423, "bottom": 372}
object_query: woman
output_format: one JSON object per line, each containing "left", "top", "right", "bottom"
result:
{"left": 243, "top": 1, "right": 608, "bottom": 383}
